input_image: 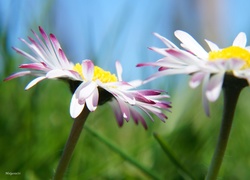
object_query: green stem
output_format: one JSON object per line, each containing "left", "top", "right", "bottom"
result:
{"left": 205, "top": 85, "right": 242, "bottom": 180}
{"left": 84, "top": 126, "right": 161, "bottom": 180}
{"left": 54, "top": 108, "right": 90, "bottom": 180}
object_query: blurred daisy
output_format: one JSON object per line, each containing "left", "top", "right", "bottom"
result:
{"left": 138, "top": 31, "right": 250, "bottom": 115}
{"left": 5, "top": 26, "right": 171, "bottom": 128}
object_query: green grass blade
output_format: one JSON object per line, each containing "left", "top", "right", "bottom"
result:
{"left": 85, "top": 126, "right": 162, "bottom": 180}
{"left": 153, "top": 132, "right": 196, "bottom": 180}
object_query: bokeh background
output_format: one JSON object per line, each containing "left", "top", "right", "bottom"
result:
{"left": 1, "top": 0, "right": 250, "bottom": 179}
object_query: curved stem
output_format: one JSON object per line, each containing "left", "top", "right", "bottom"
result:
{"left": 54, "top": 108, "right": 90, "bottom": 180}
{"left": 205, "top": 86, "right": 242, "bottom": 180}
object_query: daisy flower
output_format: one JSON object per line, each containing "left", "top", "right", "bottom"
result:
{"left": 137, "top": 31, "right": 250, "bottom": 115}
{"left": 5, "top": 26, "right": 171, "bottom": 128}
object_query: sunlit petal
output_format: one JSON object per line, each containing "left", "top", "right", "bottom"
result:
{"left": 233, "top": 32, "right": 247, "bottom": 47}
{"left": 174, "top": 30, "right": 208, "bottom": 59}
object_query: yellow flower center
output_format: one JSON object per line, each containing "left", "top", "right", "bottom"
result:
{"left": 208, "top": 46, "right": 250, "bottom": 69}
{"left": 73, "top": 63, "right": 118, "bottom": 83}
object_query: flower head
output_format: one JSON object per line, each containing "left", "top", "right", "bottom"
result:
{"left": 137, "top": 31, "right": 250, "bottom": 115}
{"left": 5, "top": 26, "right": 171, "bottom": 128}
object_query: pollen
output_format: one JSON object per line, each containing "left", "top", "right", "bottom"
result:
{"left": 208, "top": 46, "right": 250, "bottom": 69}
{"left": 73, "top": 63, "right": 118, "bottom": 83}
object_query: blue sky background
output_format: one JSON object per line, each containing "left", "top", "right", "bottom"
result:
{"left": 1, "top": 0, "right": 250, "bottom": 87}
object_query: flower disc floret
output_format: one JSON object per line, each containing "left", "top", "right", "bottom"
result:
{"left": 208, "top": 46, "right": 250, "bottom": 69}
{"left": 73, "top": 63, "right": 118, "bottom": 83}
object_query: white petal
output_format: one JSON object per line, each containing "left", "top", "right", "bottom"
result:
{"left": 174, "top": 30, "right": 208, "bottom": 59}
{"left": 149, "top": 47, "right": 169, "bottom": 56}
{"left": 25, "top": 76, "right": 46, "bottom": 90}
{"left": 46, "top": 69, "right": 71, "bottom": 79}
{"left": 111, "top": 88, "right": 135, "bottom": 104}
{"left": 153, "top": 32, "right": 179, "bottom": 48}
{"left": 78, "top": 82, "right": 98, "bottom": 99}
{"left": 166, "top": 48, "right": 205, "bottom": 64}
{"left": 13, "top": 47, "right": 39, "bottom": 63}
{"left": 145, "top": 65, "right": 200, "bottom": 84}
{"left": 234, "top": 69, "right": 250, "bottom": 78}
{"left": 233, "top": 32, "right": 247, "bottom": 47}
{"left": 82, "top": 60, "right": 94, "bottom": 81}
{"left": 205, "top": 39, "right": 220, "bottom": 51}
{"left": 70, "top": 93, "right": 85, "bottom": 118}
{"left": 115, "top": 61, "right": 123, "bottom": 81}
{"left": 206, "top": 73, "right": 224, "bottom": 102}
{"left": 189, "top": 72, "right": 206, "bottom": 88}
{"left": 86, "top": 88, "right": 99, "bottom": 111}
{"left": 245, "top": 46, "right": 250, "bottom": 51}
{"left": 127, "top": 80, "right": 143, "bottom": 88}
{"left": 224, "top": 59, "right": 244, "bottom": 70}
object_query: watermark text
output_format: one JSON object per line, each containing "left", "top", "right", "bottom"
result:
{"left": 5, "top": 172, "right": 21, "bottom": 176}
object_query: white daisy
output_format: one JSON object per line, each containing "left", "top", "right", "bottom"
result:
{"left": 137, "top": 31, "right": 250, "bottom": 115}
{"left": 5, "top": 26, "right": 171, "bottom": 128}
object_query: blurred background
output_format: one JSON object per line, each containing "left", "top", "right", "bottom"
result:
{"left": 1, "top": 0, "right": 250, "bottom": 179}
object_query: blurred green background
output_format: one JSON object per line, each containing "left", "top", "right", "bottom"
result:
{"left": 1, "top": 0, "right": 250, "bottom": 179}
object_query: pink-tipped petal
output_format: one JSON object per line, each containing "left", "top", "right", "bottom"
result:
{"left": 110, "top": 100, "right": 124, "bottom": 127}
{"left": 49, "top": 33, "right": 61, "bottom": 51}
{"left": 58, "top": 49, "right": 70, "bottom": 66}
{"left": 136, "top": 62, "right": 154, "bottom": 67}
{"left": 20, "top": 63, "right": 47, "bottom": 71}
{"left": 13, "top": 47, "right": 38, "bottom": 63}
{"left": 39, "top": 26, "right": 50, "bottom": 45}
{"left": 206, "top": 72, "right": 224, "bottom": 102}
{"left": 159, "top": 67, "right": 168, "bottom": 71}
{"left": 4, "top": 71, "right": 31, "bottom": 81}
{"left": 70, "top": 93, "right": 85, "bottom": 118}
{"left": 149, "top": 47, "right": 169, "bottom": 56}
{"left": 190, "top": 72, "right": 206, "bottom": 88}
{"left": 153, "top": 32, "right": 179, "bottom": 48}
{"left": 134, "top": 93, "right": 155, "bottom": 104}
{"left": 117, "top": 99, "right": 130, "bottom": 121}
{"left": 144, "top": 65, "right": 199, "bottom": 84}
{"left": 82, "top": 60, "right": 94, "bottom": 81}
{"left": 137, "top": 89, "right": 163, "bottom": 96}
{"left": 130, "top": 109, "right": 148, "bottom": 129}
